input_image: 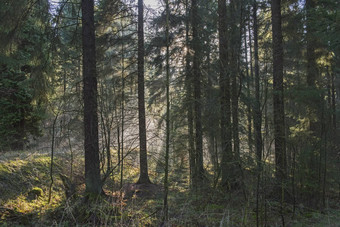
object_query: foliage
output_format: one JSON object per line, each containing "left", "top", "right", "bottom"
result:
{"left": 0, "top": 0, "right": 52, "bottom": 151}
{"left": 0, "top": 65, "right": 42, "bottom": 150}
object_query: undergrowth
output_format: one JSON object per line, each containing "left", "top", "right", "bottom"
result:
{"left": 0, "top": 150, "right": 339, "bottom": 226}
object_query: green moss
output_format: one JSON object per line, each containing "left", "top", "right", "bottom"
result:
{"left": 0, "top": 163, "right": 10, "bottom": 174}
{"left": 28, "top": 187, "right": 43, "bottom": 199}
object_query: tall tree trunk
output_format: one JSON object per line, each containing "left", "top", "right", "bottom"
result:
{"left": 306, "top": 0, "right": 317, "bottom": 88}
{"left": 120, "top": 15, "right": 125, "bottom": 189}
{"left": 253, "top": 0, "right": 262, "bottom": 171}
{"left": 230, "top": 0, "right": 240, "bottom": 160}
{"left": 244, "top": 13, "right": 253, "bottom": 154}
{"left": 306, "top": 0, "right": 320, "bottom": 201}
{"left": 137, "top": 0, "right": 151, "bottom": 184}
{"left": 192, "top": 0, "right": 204, "bottom": 183}
{"left": 163, "top": 0, "right": 170, "bottom": 220}
{"left": 271, "top": 0, "right": 286, "bottom": 184}
{"left": 185, "top": 0, "right": 195, "bottom": 186}
{"left": 218, "top": 0, "right": 232, "bottom": 187}
{"left": 82, "top": 0, "right": 102, "bottom": 194}
{"left": 252, "top": 0, "right": 263, "bottom": 225}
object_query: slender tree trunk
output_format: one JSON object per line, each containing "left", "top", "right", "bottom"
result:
{"left": 67, "top": 124, "right": 73, "bottom": 181}
{"left": 120, "top": 15, "right": 125, "bottom": 189}
{"left": 48, "top": 113, "right": 58, "bottom": 203}
{"left": 305, "top": 0, "right": 321, "bottom": 203}
{"left": 218, "top": 0, "right": 232, "bottom": 187}
{"left": 185, "top": 0, "right": 195, "bottom": 186}
{"left": 82, "top": 0, "right": 102, "bottom": 194}
{"left": 230, "top": 0, "right": 240, "bottom": 160}
{"left": 253, "top": 1, "right": 262, "bottom": 225}
{"left": 192, "top": 0, "right": 204, "bottom": 183}
{"left": 306, "top": 0, "right": 317, "bottom": 88}
{"left": 253, "top": 0, "right": 262, "bottom": 171}
{"left": 137, "top": 0, "right": 151, "bottom": 184}
{"left": 331, "top": 71, "right": 336, "bottom": 131}
{"left": 271, "top": 0, "right": 286, "bottom": 183}
{"left": 271, "top": 3, "right": 286, "bottom": 222}
{"left": 163, "top": 0, "right": 170, "bottom": 220}
{"left": 244, "top": 13, "right": 252, "bottom": 154}
{"left": 116, "top": 107, "right": 120, "bottom": 174}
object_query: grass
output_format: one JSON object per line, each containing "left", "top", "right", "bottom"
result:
{"left": 0, "top": 150, "right": 65, "bottom": 225}
{"left": 0, "top": 149, "right": 339, "bottom": 226}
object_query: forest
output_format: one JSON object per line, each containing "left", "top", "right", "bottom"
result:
{"left": 0, "top": 0, "right": 339, "bottom": 226}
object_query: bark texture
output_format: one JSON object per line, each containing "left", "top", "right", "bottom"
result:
{"left": 192, "top": 0, "right": 204, "bottom": 183}
{"left": 137, "top": 0, "right": 151, "bottom": 184}
{"left": 271, "top": 0, "right": 286, "bottom": 181}
{"left": 218, "top": 0, "right": 232, "bottom": 187}
{"left": 82, "top": 0, "right": 102, "bottom": 194}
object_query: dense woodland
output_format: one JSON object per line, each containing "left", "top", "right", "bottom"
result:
{"left": 0, "top": 0, "right": 339, "bottom": 226}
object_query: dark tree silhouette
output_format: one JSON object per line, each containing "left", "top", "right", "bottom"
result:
{"left": 137, "top": 0, "right": 151, "bottom": 184}
{"left": 82, "top": 0, "right": 102, "bottom": 194}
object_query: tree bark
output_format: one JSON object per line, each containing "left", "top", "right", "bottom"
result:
{"left": 306, "top": 0, "right": 317, "bottom": 88}
{"left": 163, "top": 0, "right": 170, "bottom": 220}
{"left": 244, "top": 13, "right": 253, "bottom": 154}
{"left": 271, "top": 0, "right": 286, "bottom": 183}
{"left": 137, "top": 0, "right": 151, "bottom": 184}
{"left": 185, "top": 0, "right": 196, "bottom": 186}
{"left": 218, "top": 0, "right": 232, "bottom": 187}
{"left": 120, "top": 15, "right": 125, "bottom": 189}
{"left": 230, "top": 0, "right": 241, "bottom": 161}
{"left": 252, "top": 1, "right": 263, "bottom": 225}
{"left": 253, "top": 0, "right": 262, "bottom": 169}
{"left": 82, "top": 0, "right": 102, "bottom": 194}
{"left": 192, "top": 0, "right": 204, "bottom": 183}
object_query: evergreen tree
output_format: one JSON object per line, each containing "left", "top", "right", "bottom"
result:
{"left": 0, "top": 0, "right": 51, "bottom": 150}
{"left": 137, "top": 0, "right": 151, "bottom": 184}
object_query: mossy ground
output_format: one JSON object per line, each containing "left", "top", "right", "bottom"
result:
{"left": 0, "top": 150, "right": 339, "bottom": 226}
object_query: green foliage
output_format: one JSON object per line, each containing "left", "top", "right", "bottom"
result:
{"left": 0, "top": 0, "right": 52, "bottom": 151}
{"left": 0, "top": 65, "right": 42, "bottom": 150}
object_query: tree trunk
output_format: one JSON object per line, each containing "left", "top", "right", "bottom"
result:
{"left": 163, "top": 0, "right": 170, "bottom": 220}
{"left": 253, "top": 0, "right": 262, "bottom": 169}
{"left": 137, "top": 0, "right": 151, "bottom": 184}
{"left": 244, "top": 12, "right": 253, "bottom": 154}
{"left": 306, "top": 0, "right": 317, "bottom": 88}
{"left": 271, "top": 0, "right": 286, "bottom": 183}
{"left": 82, "top": 0, "right": 102, "bottom": 194}
{"left": 230, "top": 0, "right": 241, "bottom": 161}
{"left": 120, "top": 15, "right": 125, "bottom": 189}
{"left": 192, "top": 0, "right": 204, "bottom": 183}
{"left": 218, "top": 0, "right": 232, "bottom": 187}
{"left": 185, "top": 0, "right": 196, "bottom": 186}
{"left": 252, "top": 0, "right": 263, "bottom": 225}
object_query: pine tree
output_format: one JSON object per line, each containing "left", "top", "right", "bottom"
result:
{"left": 137, "top": 0, "right": 151, "bottom": 184}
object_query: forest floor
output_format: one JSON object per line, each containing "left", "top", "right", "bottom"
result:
{"left": 0, "top": 149, "right": 339, "bottom": 226}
